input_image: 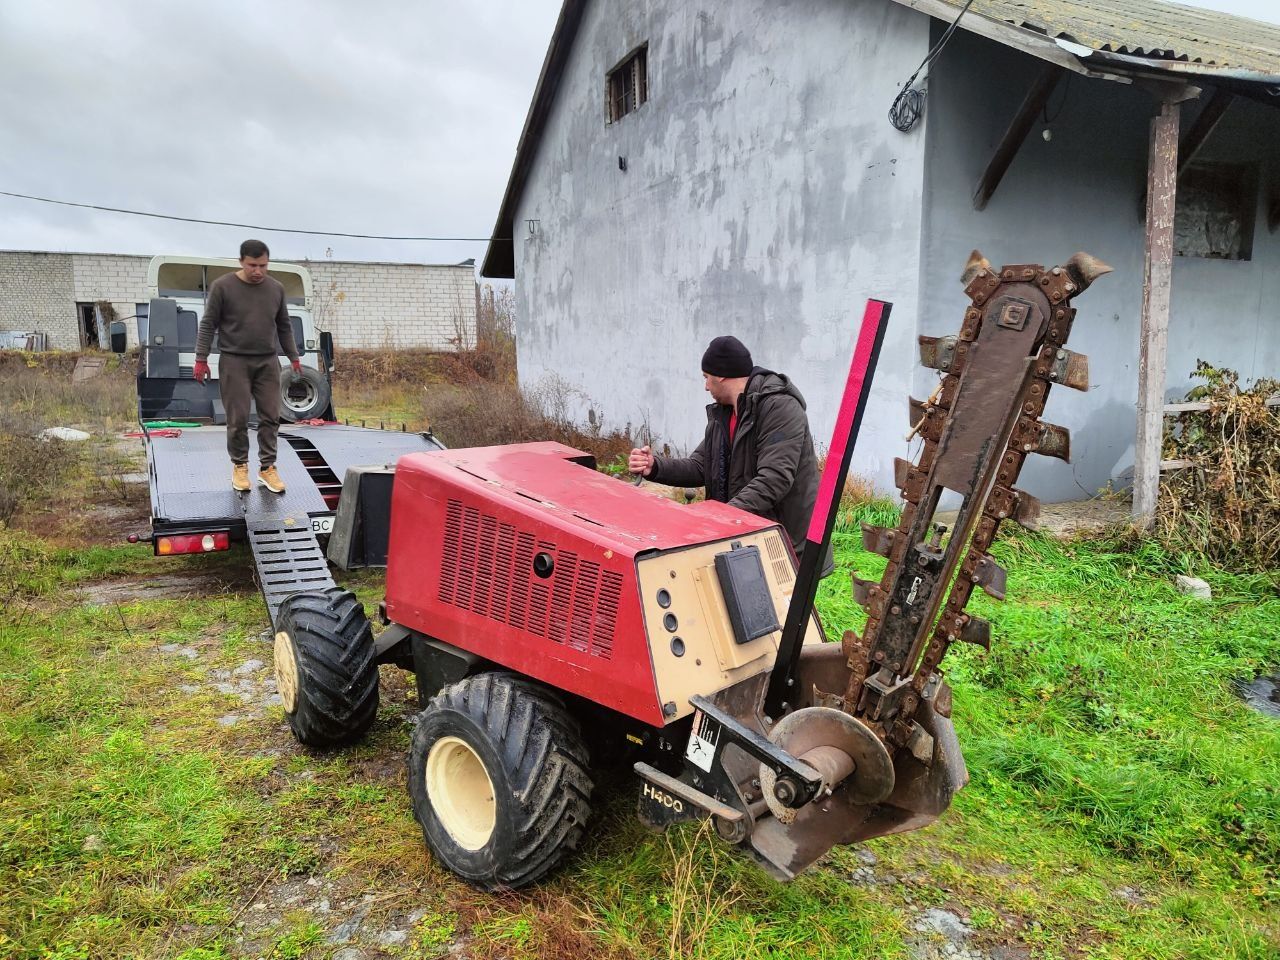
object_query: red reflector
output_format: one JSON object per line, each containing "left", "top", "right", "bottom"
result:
{"left": 155, "top": 531, "right": 230, "bottom": 555}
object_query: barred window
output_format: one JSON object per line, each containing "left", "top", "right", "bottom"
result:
{"left": 607, "top": 45, "right": 648, "bottom": 123}
{"left": 1175, "top": 161, "right": 1258, "bottom": 261}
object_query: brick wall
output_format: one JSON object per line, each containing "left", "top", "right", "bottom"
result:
{"left": 0, "top": 252, "right": 77, "bottom": 349}
{"left": 0, "top": 250, "right": 476, "bottom": 352}
{"left": 306, "top": 261, "right": 476, "bottom": 349}
{"left": 71, "top": 254, "right": 151, "bottom": 348}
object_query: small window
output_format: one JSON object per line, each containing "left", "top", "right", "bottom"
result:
{"left": 607, "top": 45, "right": 648, "bottom": 123}
{"left": 1175, "top": 161, "right": 1258, "bottom": 261}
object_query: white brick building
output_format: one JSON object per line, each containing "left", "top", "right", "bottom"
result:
{"left": 0, "top": 250, "right": 476, "bottom": 351}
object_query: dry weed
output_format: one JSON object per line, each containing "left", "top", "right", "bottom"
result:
{"left": 1158, "top": 361, "right": 1279, "bottom": 571}
{"left": 0, "top": 350, "right": 136, "bottom": 427}
{"left": 664, "top": 819, "right": 744, "bottom": 960}
{"left": 422, "top": 374, "right": 642, "bottom": 467}
{"left": 0, "top": 415, "right": 85, "bottom": 526}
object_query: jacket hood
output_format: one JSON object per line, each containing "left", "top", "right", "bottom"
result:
{"left": 745, "top": 366, "right": 806, "bottom": 410}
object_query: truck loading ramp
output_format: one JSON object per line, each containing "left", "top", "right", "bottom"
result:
{"left": 144, "top": 422, "right": 443, "bottom": 624}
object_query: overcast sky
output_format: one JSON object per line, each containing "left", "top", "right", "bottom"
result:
{"left": 0, "top": 0, "right": 1275, "bottom": 271}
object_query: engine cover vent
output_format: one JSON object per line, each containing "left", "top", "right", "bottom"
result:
{"left": 439, "top": 499, "right": 619, "bottom": 659}
{"left": 765, "top": 531, "right": 795, "bottom": 586}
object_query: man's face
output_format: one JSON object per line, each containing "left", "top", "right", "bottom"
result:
{"left": 240, "top": 254, "right": 269, "bottom": 283}
{"left": 703, "top": 373, "right": 732, "bottom": 405}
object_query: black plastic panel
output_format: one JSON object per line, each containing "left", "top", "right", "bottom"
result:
{"left": 327, "top": 465, "right": 396, "bottom": 570}
{"left": 714, "top": 544, "right": 780, "bottom": 646}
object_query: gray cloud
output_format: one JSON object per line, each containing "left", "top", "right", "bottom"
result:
{"left": 0, "top": 1, "right": 561, "bottom": 265}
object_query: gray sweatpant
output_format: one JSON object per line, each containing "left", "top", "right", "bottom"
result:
{"left": 219, "top": 352, "right": 282, "bottom": 467}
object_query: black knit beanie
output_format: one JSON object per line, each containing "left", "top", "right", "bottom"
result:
{"left": 701, "top": 335, "right": 753, "bottom": 378}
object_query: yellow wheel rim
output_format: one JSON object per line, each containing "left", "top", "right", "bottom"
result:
{"left": 426, "top": 735, "right": 496, "bottom": 850}
{"left": 274, "top": 630, "right": 300, "bottom": 713}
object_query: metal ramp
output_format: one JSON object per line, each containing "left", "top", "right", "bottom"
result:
{"left": 248, "top": 516, "right": 337, "bottom": 626}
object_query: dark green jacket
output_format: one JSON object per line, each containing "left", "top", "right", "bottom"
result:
{"left": 650, "top": 367, "right": 832, "bottom": 574}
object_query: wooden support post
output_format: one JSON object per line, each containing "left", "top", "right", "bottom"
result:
{"left": 1134, "top": 99, "right": 1181, "bottom": 527}
{"left": 972, "top": 64, "right": 1064, "bottom": 211}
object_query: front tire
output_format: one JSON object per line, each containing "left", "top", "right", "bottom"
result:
{"left": 408, "top": 673, "right": 593, "bottom": 890}
{"left": 274, "top": 588, "right": 379, "bottom": 748}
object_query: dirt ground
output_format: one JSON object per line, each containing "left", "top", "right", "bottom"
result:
{"left": 933, "top": 497, "right": 1131, "bottom": 538}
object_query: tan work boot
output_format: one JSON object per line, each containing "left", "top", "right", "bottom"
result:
{"left": 232, "top": 463, "right": 250, "bottom": 492}
{"left": 258, "top": 465, "right": 287, "bottom": 494}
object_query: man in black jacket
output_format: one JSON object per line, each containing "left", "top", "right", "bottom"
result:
{"left": 629, "top": 336, "right": 832, "bottom": 574}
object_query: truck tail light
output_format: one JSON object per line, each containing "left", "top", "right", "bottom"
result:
{"left": 156, "top": 532, "right": 230, "bottom": 555}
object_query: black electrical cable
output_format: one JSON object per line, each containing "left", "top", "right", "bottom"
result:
{"left": 888, "top": 0, "right": 978, "bottom": 133}
{"left": 0, "top": 189, "right": 493, "bottom": 242}
{"left": 1042, "top": 72, "right": 1071, "bottom": 123}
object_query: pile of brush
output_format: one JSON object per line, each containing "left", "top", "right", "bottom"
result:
{"left": 1159, "top": 361, "right": 1279, "bottom": 572}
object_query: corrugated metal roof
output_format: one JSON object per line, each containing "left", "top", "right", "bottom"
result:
{"left": 934, "top": 0, "right": 1280, "bottom": 73}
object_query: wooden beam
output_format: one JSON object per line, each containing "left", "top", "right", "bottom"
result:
{"left": 1163, "top": 395, "right": 1279, "bottom": 414}
{"left": 1177, "top": 87, "right": 1234, "bottom": 175}
{"left": 972, "top": 64, "right": 1065, "bottom": 211}
{"left": 1133, "top": 99, "right": 1181, "bottom": 528}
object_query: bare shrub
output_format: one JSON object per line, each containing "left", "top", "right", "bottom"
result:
{"left": 329, "top": 348, "right": 447, "bottom": 389}
{"left": 474, "top": 284, "right": 517, "bottom": 383}
{"left": 1158, "top": 362, "right": 1279, "bottom": 572}
{"left": 0, "top": 414, "right": 86, "bottom": 526}
{"left": 422, "top": 374, "right": 641, "bottom": 466}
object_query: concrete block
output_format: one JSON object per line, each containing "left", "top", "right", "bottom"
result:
{"left": 1175, "top": 575, "right": 1212, "bottom": 600}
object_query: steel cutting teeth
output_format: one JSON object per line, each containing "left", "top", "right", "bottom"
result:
{"left": 838, "top": 254, "right": 1109, "bottom": 747}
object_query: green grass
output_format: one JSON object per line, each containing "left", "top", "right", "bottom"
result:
{"left": 0, "top": 511, "right": 1277, "bottom": 958}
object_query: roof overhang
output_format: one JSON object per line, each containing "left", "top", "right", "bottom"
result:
{"left": 890, "top": 0, "right": 1280, "bottom": 88}
{"left": 481, "top": 0, "right": 587, "bottom": 278}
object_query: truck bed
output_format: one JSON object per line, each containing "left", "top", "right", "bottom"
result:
{"left": 145, "top": 422, "right": 442, "bottom": 538}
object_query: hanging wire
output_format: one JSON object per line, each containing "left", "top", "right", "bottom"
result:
{"left": 0, "top": 189, "right": 491, "bottom": 242}
{"left": 1042, "top": 72, "right": 1071, "bottom": 124}
{"left": 888, "top": 0, "right": 978, "bottom": 133}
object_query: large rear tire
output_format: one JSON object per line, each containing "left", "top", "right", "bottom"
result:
{"left": 408, "top": 673, "right": 593, "bottom": 890}
{"left": 274, "top": 588, "right": 379, "bottom": 748}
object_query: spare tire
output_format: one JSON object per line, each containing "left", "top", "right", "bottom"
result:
{"left": 280, "top": 364, "right": 332, "bottom": 422}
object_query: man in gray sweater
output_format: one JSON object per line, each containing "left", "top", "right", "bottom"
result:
{"left": 194, "top": 239, "right": 302, "bottom": 493}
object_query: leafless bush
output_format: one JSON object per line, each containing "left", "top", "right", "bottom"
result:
{"left": 0, "top": 413, "right": 86, "bottom": 526}
{"left": 422, "top": 374, "right": 641, "bottom": 466}
{"left": 474, "top": 284, "right": 517, "bottom": 382}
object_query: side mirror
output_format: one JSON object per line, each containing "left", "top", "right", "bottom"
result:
{"left": 109, "top": 321, "right": 127, "bottom": 354}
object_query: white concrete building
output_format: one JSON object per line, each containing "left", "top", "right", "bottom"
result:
{"left": 0, "top": 250, "right": 477, "bottom": 352}
{"left": 481, "top": 0, "right": 1280, "bottom": 512}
